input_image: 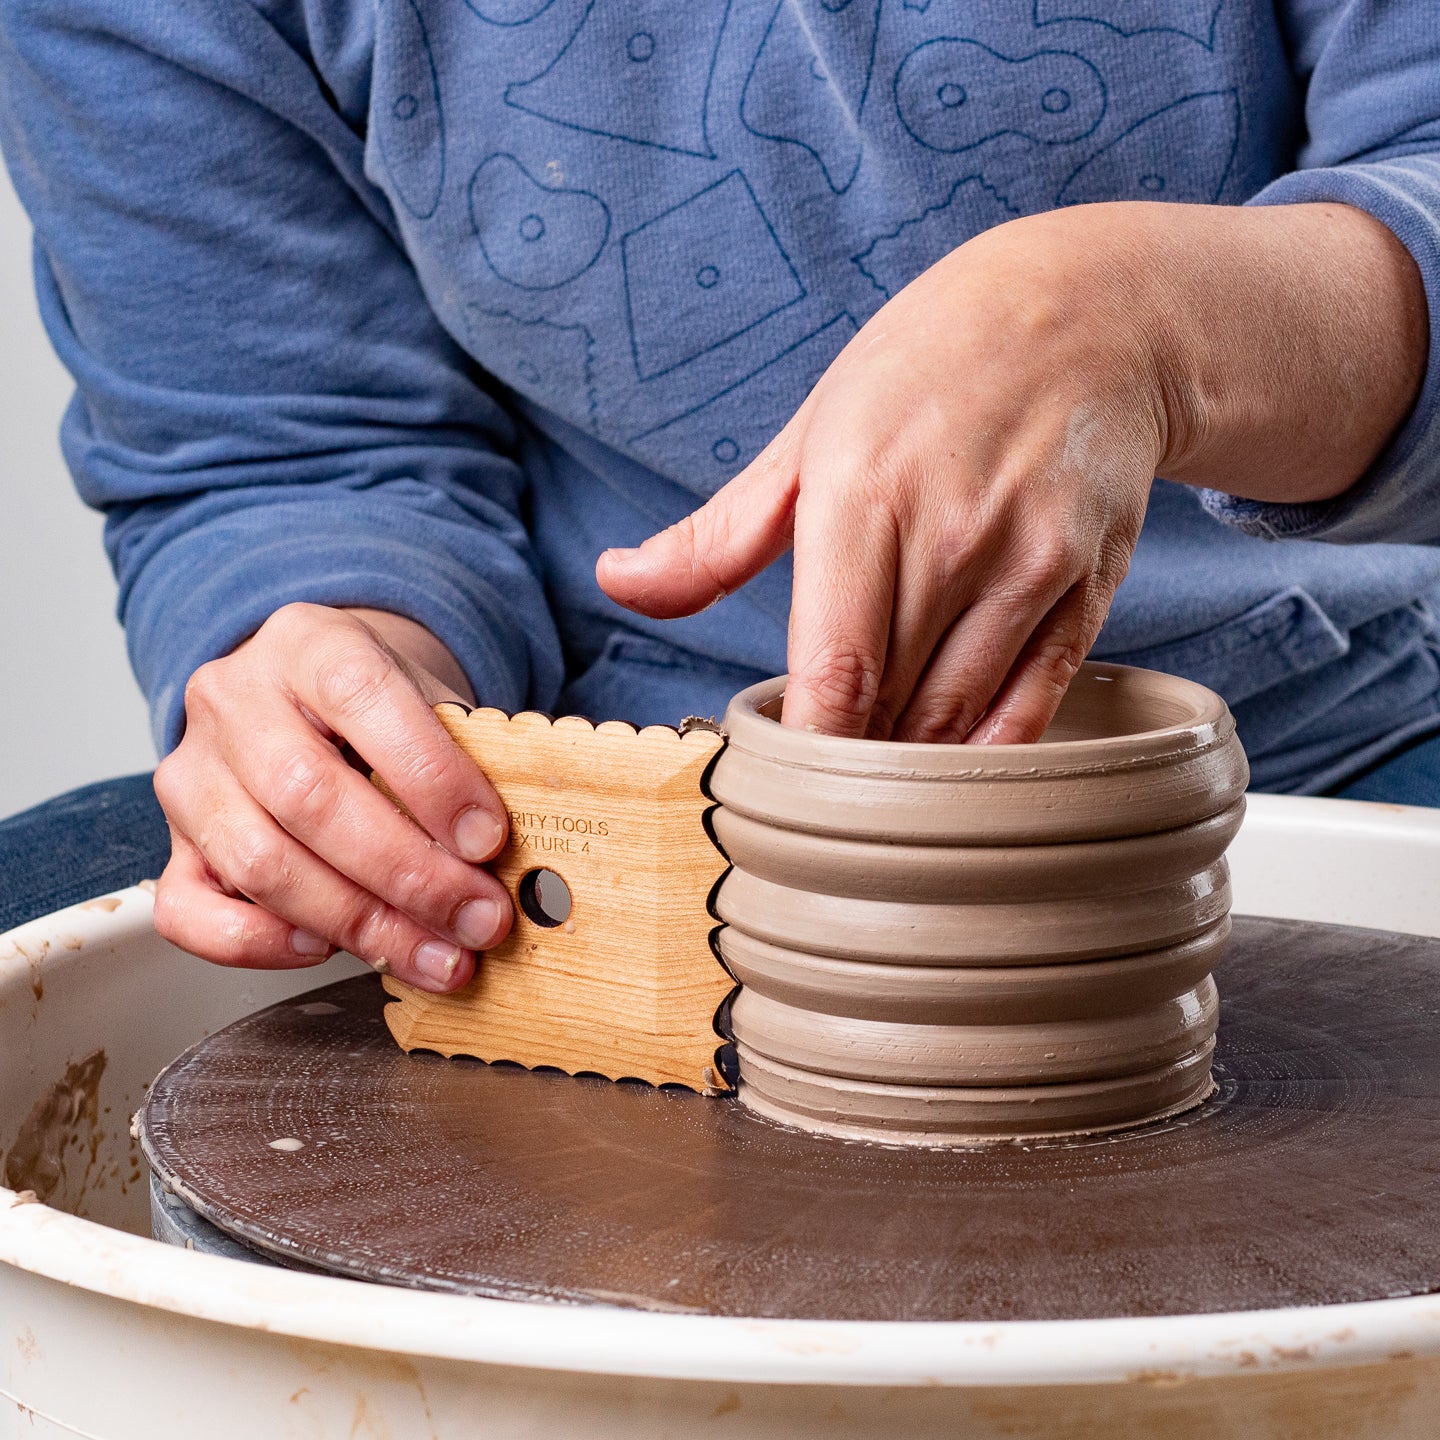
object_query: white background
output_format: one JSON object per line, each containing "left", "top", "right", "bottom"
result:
{"left": 0, "top": 162, "right": 154, "bottom": 819}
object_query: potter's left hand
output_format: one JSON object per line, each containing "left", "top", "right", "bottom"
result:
{"left": 597, "top": 202, "right": 1424, "bottom": 742}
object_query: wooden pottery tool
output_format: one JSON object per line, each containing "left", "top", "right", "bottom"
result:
{"left": 379, "top": 706, "right": 731, "bottom": 1091}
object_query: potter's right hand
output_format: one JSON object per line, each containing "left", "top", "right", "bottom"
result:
{"left": 598, "top": 202, "right": 1422, "bottom": 746}
{"left": 151, "top": 603, "right": 512, "bottom": 992}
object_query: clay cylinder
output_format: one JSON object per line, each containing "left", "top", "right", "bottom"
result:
{"left": 709, "top": 662, "right": 1249, "bottom": 1146}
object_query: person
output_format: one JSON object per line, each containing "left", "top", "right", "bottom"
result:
{"left": 1, "top": 1, "right": 1437, "bottom": 989}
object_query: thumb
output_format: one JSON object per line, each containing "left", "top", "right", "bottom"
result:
{"left": 596, "top": 433, "right": 800, "bottom": 620}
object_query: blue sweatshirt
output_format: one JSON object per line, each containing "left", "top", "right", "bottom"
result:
{"left": 2, "top": 0, "right": 1439, "bottom": 792}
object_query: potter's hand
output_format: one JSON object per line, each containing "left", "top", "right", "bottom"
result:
{"left": 598, "top": 209, "right": 1158, "bottom": 743}
{"left": 598, "top": 202, "right": 1424, "bottom": 742}
{"left": 151, "top": 604, "right": 511, "bottom": 992}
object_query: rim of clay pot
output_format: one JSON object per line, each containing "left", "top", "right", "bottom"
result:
{"left": 722, "top": 662, "right": 1233, "bottom": 777}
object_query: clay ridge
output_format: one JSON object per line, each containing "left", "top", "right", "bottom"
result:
{"left": 710, "top": 662, "right": 1249, "bottom": 1146}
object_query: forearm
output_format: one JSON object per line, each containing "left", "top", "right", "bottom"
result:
{"left": 1119, "top": 201, "right": 1427, "bottom": 505}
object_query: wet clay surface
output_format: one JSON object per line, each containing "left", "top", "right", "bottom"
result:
{"left": 710, "top": 665, "right": 1249, "bottom": 844}
{"left": 711, "top": 665, "right": 1248, "bottom": 1141}
{"left": 140, "top": 917, "right": 1440, "bottom": 1321}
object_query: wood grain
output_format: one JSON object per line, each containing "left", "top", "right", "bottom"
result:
{"left": 380, "top": 706, "right": 732, "bottom": 1091}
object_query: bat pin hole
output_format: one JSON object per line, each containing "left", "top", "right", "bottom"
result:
{"left": 517, "top": 867, "right": 572, "bottom": 928}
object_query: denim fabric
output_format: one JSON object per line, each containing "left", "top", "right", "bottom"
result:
{"left": 1331, "top": 729, "right": 1440, "bottom": 808}
{"left": 0, "top": 775, "right": 169, "bottom": 933}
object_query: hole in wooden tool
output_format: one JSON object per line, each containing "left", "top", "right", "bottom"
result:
{"left": 517, "top": 868, "right": 572, "bottom": 928}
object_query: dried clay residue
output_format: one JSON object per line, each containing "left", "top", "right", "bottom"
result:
{"left": 3, "top": 1051, "right": 107, "bottom": 1207}
{"left": 1, "top": 937, "right": 48, "bottom": 1002}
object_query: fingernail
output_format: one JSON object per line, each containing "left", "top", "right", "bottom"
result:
{"left": 454, "top": 806, "right": 504, "bottom": 862}
{"left": 602, "top": 546, "right": 640, "bottom": 563}
{"left": 415, "top": 939, "right": 464, "bottom": 985}
{"left": 455, "top": 897, "right": 503, "bottom": 950}
{"left": 290, "top": 929, "right": 331, "bottom": 957}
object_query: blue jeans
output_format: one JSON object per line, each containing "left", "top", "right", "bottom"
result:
{"left": 1329, "top": 729, "right": 1440, "bottom": 807}
{"left": 3, "top": 736, "right": 1440, "bottom": 933}
{"left": 0, "top": 774, "right": 170, "bottom": 933}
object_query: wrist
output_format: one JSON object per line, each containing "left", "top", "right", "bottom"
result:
{"left": 1106, "top": 201, "right": 1425, "bottom": 503}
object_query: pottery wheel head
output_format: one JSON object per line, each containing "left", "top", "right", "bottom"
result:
{"left": 140, "top": 916, "right": 1440, "bottom": 1323}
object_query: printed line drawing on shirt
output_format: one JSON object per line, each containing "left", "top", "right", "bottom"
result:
{"left": 374, "top": 0, "right": 445, "bottom": 219}
{"left": 1057, "top": 90, "right": 1240, "bottom": 207}
{"left": 894, "top": 38, "right": 1106, "bottom": 154}
{"left": 463, "top": 0, "right": 558, "bottom": 25}
{"left": 628, "top": 313, "right": 860, "bottom": 479}
{"left": 740, "top": 0, "right": 883, "bottom": 194}
{"left": 853, "top": 175, "right": 1020, "bottom": 299}
{"left": 464, "top": 306, "right": 601, "bottom": 431}
{"left": 468, "top": 153, "right": 611, "bottom": 290}
{"left": 1032, "top": 0, "right": 1225, "bottom": 52}
{"left": 621, "top": 170, "right": 806, "bottom": 380}
{"left": 505, "top": 0, "right": 733, "bottom": 159}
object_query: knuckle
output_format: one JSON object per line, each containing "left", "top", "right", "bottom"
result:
{"left": 802, "top": 647, "right": 883, "bottom": 723}
{"left": 1030, "top": 631, "right": 1089, "bottom": 685}
{"left": 384, "top": 859, "right": 437, "bottom": 920}
{"left": 902, "top": 684, "right": 981, "bottom": 742}
{"left": 152, "top": 757, "right": 182, "bottom": 814}
{"left": 931, "top": 515, "right": 981, "bottom": 574}
{"left": 906, "top": 707, "right": 967, "bottom": 744}
{"left": 312, "top": 639, "right": 392, "bottom": 718}
{"left": 341, "top": 903, "right": 404, "bottom": 966}
{"left": 669, "top": 509, "right": 702, "bottom": 554}
{"left": 222, "top": 824, "right": 287, "bottom": 898}
{"left": 264, "top": 601, "right": 325, "bottom": 646}
{"left": 394, "top": 740, "right": 459, "bottom": 797}
{"left": 808, "top": 431, "right": 892, "bottom": 510}
{"left": 668, "top": 508, "right": 733, "bottom": 600}
{"left": 1022, "top": 531, "right": 1081, "bottom": 588}
{"left": 182, "top": 661, "right": 225, "bottom": 718}
{"left": 212, "top": 909, "right": 275, "bottom": 965}
{"left": 153, "top": 858, "right": 281, "bottom": 968}
{"left": 848, "top": 446, "right": 908, "bottom": 507}
{"left": 267, "top": 746, "right": 341, "bottom": 830}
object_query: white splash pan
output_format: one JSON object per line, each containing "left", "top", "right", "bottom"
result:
{"left": 4, "top": 792, "right": 1440, "bottom": 1439}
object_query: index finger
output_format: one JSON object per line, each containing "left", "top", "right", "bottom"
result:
{"left": 277, "top": 609, "right": 508, "bottom": 863}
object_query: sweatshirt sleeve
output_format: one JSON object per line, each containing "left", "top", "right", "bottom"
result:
{"left": 1195, "top": 0, "right": 1440, "bottom": 545}
{"left": 0, "top": 0, "right": 564, "bottom": 752}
